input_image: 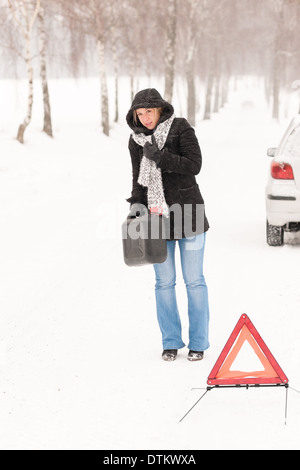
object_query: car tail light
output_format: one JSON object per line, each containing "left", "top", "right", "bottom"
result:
{"left": 271, "top": 161, "right": 294, "bottom": 180}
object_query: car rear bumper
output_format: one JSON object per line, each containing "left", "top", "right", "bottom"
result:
{"left": 266, "top": 182, "right": 300, "bottom": 226}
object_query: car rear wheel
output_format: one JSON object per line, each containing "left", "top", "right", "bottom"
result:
{"left": 266, "top": 220, "right": 284, "bottom": 246}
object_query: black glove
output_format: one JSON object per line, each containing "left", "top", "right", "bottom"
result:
{"left": 144, "top": 135, "right": 163, "bottom": 165}
{"left": 128, "top": 203, "right": 148, "bottom": 219}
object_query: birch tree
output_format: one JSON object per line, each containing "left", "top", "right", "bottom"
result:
{"left": 120, "top": 0, "right": 164, "bottom": 102}
{"left": 38, "top": 0, "right": 52, "bottom": 137}
{"left": 7, "top": 0, "right": 41, "bottom": 143}
{"left": 270, "top": 0, "right": 285, "bottom": 120}
{"left": 164, "top": 0, "right": 177, "bottom": 103}
{"left": 3, "top": 0, "right": 300, "bottom": 130}
{"left": 98, "top": 36, "right": 109, "bottom": 136}
{"left": 0, "top": 2, "right": 22, "bottom": 77}
{"left": 178, "top": 0, "right": 211, "bottom": 125}
{"left": 110, "top": 19, "right": 119, "bottom": 123}
{"left": 201, "top": 0, "right": 232, "bottom": 120}
{"left": 268, "top": 0, "right": 300, "bottom": 119}
{"left": 61, "top": 0, "right": 111, "bottom": 136}
{"left": 255, "top": 0, "right": 298, "bottom": 119}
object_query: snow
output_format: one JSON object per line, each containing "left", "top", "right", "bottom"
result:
{"left": 0, "top": 77, "right": 300, "bottom": 450}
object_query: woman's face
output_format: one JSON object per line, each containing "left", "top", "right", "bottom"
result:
{"left": 136, "top": 108, "right": 160, "bottom": 130}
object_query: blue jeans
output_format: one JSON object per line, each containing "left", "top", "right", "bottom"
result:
{"left": 153, "top": 233, "right": 210, "bottom": 351}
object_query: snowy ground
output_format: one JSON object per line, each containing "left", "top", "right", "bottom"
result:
{"left": 0, "top": 78, "right": 300, "bottom": 450}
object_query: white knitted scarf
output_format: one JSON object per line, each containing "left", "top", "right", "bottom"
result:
{"left": 132, "top": 114, "right": 175, "bottom": 217}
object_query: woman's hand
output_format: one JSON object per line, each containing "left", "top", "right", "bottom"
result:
{"left": 144, "top": 135, "right": 162, "bottom": 164}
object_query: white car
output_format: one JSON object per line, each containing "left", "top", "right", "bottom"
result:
{"left": 266, "top": 115, "right": 300, "bottom": 246}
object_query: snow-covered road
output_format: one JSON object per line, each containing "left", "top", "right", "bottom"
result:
{"left": 0, "top": 79, "right": 299, "bottom": 449}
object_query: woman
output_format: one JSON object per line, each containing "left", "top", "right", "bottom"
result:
{"left": 126, "top": 88, "right": 210, "bottom": 362}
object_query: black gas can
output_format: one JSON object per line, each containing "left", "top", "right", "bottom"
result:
{"left": 122, "top": 212, "right": 167, "bottom": 266}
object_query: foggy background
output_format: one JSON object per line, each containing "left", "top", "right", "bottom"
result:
{"left": 1, "top": 0, "right": 300, "bottom": 141}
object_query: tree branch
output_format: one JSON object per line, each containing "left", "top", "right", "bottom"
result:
{"left": 29, "top": 0, "right": 41, "bottom": 31}
{"left": 7, "top": 0, "right": 26, "bottom": 37}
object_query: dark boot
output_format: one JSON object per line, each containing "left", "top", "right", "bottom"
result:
{"left": 162, "top": 349, "right": 178, "bottom": 361}
{"left": 187, "top": 350, "right": 204, "bottom": 361}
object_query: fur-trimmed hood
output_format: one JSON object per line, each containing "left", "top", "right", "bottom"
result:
{"left": 126, "top": 88, "right": 174, "bottom": 134}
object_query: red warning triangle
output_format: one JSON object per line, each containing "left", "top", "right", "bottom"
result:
{"left": 207, "top": 314, "right": 288, "bottom": 386}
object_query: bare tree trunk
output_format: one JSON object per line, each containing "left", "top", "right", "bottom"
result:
{"left": 111, "top": 27, "right": 119, "bottom": 123}
{"left": 114, "top": 72, "right": 119, "bottom": 124}
{"left": 17, "top": 31, "right": 34, "bottom": 143}
{"left": 183, "top": 0, "right": 200, "bottom": 126}
{"left": 221, "top": 68, "right": 230, "bottom": 107}
{"left": 97, "top": 37, "right": 109, "bottom": 136}
{"left": 203, "top": 73, "right": 214, "bottom": 120}
{"left": 8, "top": 0, "right": 41, "bottom": 144}
{"left": 271, "top": 0, "right": 284, "bottom": 120}
{"left": 38, "top": 2, "right": 53, "bottom": 137}
{"left": 203, "top": 47, "right": 216, "bottom": 120}
{"left": 213, "top": 76, "right": 220, "bottom": 113}
{"left": 129, "top": 54, "right": 135, "bottom": 102}
{"left": 213, "top": 47, "right": 221, "bottom": 113}
{"left": 164, "top": 0, "right": 177, "bottom": 103}
{"left": 272, "top": 31, "right": 283, "bottom": 120}
{"left": 186, "top": 58, "right": 196, "bottom": 126}
{"left": 221, "top": 77, "right": 227, "bottom": 107}
{"left": 272, "top": 52, "right": 281, "bottom": 120}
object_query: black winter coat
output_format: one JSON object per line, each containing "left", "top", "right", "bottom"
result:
{"left": 126, "top": 89, "right": 209, "bottom": 240}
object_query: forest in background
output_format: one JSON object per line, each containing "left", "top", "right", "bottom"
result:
{"left": 1, "top": 0, "right": 300, "bottom": 142}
